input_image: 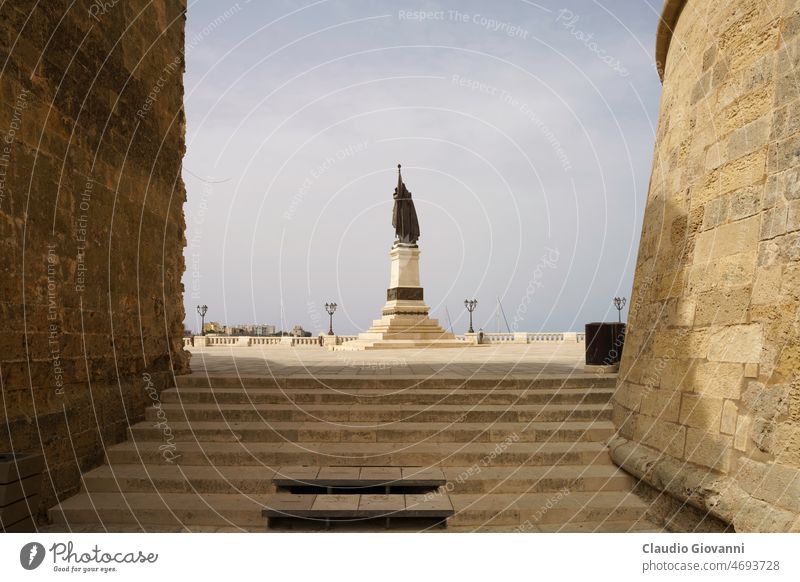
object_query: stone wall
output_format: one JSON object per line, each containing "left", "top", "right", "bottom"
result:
{"left": 0, "top": 1, "right": 189, "bottom": 520}
{"left": 612, "top": 0, "right": 800, "bottom": 531}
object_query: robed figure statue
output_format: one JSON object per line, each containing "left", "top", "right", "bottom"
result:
{"left": 392, "top": 164, "right": 420, "bottom": 246}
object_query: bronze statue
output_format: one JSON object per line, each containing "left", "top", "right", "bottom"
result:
{"left": 392, "top": 164, "right": 420, "bottom": 246}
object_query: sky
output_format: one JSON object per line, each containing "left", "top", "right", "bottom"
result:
{"left": 181, "top": 0, "right": 665, "bottom": 335}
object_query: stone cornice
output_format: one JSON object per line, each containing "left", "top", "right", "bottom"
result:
{"left": 656, "top": 0, "right": 688, "bottom": 81}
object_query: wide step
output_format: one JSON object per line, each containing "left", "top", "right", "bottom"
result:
{"left": 50, "top": 492, "right": 270, "bottom": 528}
{"left": 79, "top": 463, "right": 633, "bottom": 495}
{"left": 160, "top": 387, "right": 613, "bottom": 405}
{"left": 48, "top": 490, "right": 649, "bottom": 530}
{"left": 448, "top": 491, "right": 650, "bottom": 526}
{"left": 145, "top": 403, "right": 611, "bottom": 423}
{"left": 175, "top": 375, "right": 617, "bottom": 390}
{"left": 80, "top": 465, "right": 276, "bottom": 494}
{"left": 128, "top": 420, "right": 616, "bottom": 444}
{"left": 104, "top": 440, "right": 613, "bottom": 468}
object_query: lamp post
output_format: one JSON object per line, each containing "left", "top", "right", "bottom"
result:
{"left": 613, "top": 297, "right": 627, "bottom": 324}
{"left": 196, "top": 304, "right": 208, "bottom": 335}
{"left": 325, "top": 302, "right": 337, "bottom": 335}
{"left": 464, "top": 299, "right": 478, "bottom": 333}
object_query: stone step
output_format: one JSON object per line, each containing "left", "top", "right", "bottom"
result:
{"left": 104, "top": 440, "right": 613, "bottom": 468}
{"left": 49, "top": 492, "right": 270, "bottom": 528}
{"left": 447, "top": 491, "right": 649, "bottom": 526}
{"left": 535, "top": 519, "right": 661, "bottom": 533}
{"left": 265, "top": 465, "right": 447, "bottom": 489}
{"left": 262, "top": 492, "right": 455, "bottom": 522}
{"left": 43, "top": 517, "right": 659, "bottom": 533}
{"left": 342, "top": 340, "right": 468, "bottom": 350}
{"left": 159, "top": 387, "right": 613, "bottom": 406}
{"left": 175, "top": 375, "right": 617, "bottom": 390}
{"left": 145, "top": 403, "right": 612, "bottom": 424}
{"left": 37, "top": 523, "right": 266, "bottom": 533}
{"left": 79, "top": 463, "right": 632, "bottom": 495}
{"left": 129, "top": 420, "right": 616, "bottom": 444}
{"left": 49, "top": 490, "right": 648, "bottom": 529}
{"left": 81, "top": 465, "right": 276, "bottom": 494}
{"left": 440, "top": 465, "right": 636, "bottom": 494}
{"left": 448, "top": 519, "right": 660, "bottom": 533}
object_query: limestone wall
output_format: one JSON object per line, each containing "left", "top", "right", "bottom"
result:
{"left": 612, "top": 0, "right": 800, "bottom": 531}
{"left": 0, "top": 1, "right": 188, "bottom": 518}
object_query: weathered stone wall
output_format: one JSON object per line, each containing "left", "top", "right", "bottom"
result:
{"left": 0, "top": 1, "right": 188, "bottom": 520}
{"left": 612, "top": 0, "right": 800, "bottom": 531}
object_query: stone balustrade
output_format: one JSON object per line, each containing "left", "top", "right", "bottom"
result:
{"left": 185, "top": 333, "right": 582, "bottom": 348}
{"left": 250, "top": 337, "right": 282, "bottom": 345}
{"left": 186, "top": 335, "right": 360, "bottom": 347}
{"left": 457, "top": 331, "right": 584, "bottom": 344}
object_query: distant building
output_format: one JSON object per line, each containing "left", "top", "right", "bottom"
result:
{"left": 290, "top": 325, "right": 310, "bottom": 337}
{"left": 203, "top": 321, "right": 223, "bottom": 334}
{"left": 255, "top": 324, "right": 277, "bottom": 336}
{"left": 235, "top": 324, "right": 276, "bottom": 336}
{"left": 205, "top": 323, "right": 278, "bottom": 336}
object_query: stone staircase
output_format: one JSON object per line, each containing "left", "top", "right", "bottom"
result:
{"left": 48, "top": 375, "right": 659, "bottom": 532}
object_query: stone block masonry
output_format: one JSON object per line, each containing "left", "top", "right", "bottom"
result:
{"left": 0, "top": 2, "right": 188, "bottom": 522}
{"left": 613, "top": 0, "right": 800, "bottom": 531}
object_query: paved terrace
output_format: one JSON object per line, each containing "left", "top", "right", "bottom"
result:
{"left": 187, "top": 342, "right": 590, "bottom": 379}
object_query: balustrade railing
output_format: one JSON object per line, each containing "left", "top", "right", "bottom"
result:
{"left": 187, "top": 332, "right": 585, "bottom": 347}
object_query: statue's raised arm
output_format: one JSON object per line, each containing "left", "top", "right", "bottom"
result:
{"left": 391, "top": 164, "right": 420, "bottom": 246}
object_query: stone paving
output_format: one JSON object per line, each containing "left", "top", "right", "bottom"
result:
{"left": 187, "top": 343, "right": 588, "bottom": 378}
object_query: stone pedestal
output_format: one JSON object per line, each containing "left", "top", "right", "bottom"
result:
{"left": 381, "top": 245, "right": 427, "bottom": 317}
{"left": 337, "top": 244, "right": 463, "bottom": 350}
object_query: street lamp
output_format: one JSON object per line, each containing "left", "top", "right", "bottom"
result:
{"left": 464, "top": 299, "right": 478, "bottom": 333}
{"left": 613, "top": 297, "right": 627, "bottom": 324}
{"left": 325, "top": 302, "right": 337, "bottom": 335}
{"left": 196, "top": 304, "right": 208, "bottom": 335}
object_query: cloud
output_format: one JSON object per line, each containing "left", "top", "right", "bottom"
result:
{"left": 182, "top": 0, "right": 661, "bottom": 333}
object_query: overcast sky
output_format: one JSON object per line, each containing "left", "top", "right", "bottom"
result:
{"left": 181, "top": 0, "right": 664, "bottom": 335}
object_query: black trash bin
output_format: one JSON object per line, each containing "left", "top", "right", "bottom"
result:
{"left": 585, "top": 322, "right": 626, "bottom": 366}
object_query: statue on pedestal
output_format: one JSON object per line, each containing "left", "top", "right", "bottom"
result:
{"left": 392, "top": 164, "right": 420, "bottom": 246}
{"left": 338, "top": 163, "right": 458, "bottom": 349}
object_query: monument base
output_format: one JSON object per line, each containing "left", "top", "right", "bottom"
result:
{"left": 334, "top": 244, "right": 466, "bottom": 351}
{"left": 335, "top": 313, "right": 462, "bottom": 351}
